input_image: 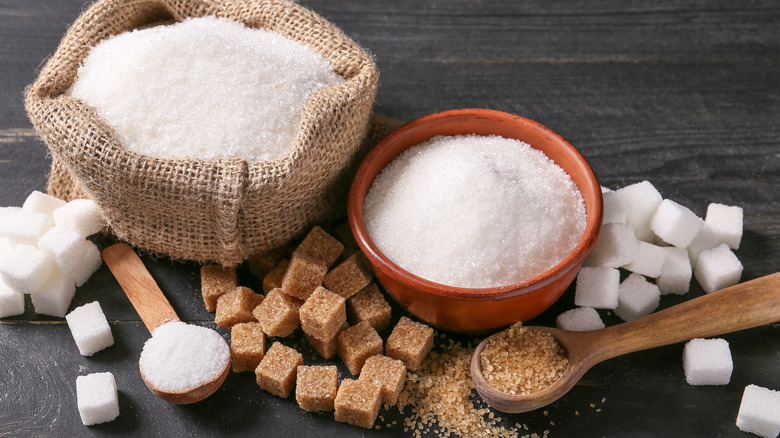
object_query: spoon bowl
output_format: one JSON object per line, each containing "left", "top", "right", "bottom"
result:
{"left": 471, "top": 272, "right": 780, "bottom": 413}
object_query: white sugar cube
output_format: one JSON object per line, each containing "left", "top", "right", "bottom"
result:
{"left": 53, "top": 199, "right": 105, "bottom": 237}
{"left": 556, "top": 307, "right": 605, "bottom": 331}
{"left": 688, "top": 223, "right": 721, "bottom": 267}
{"left": 574, "top": 266, "right": 620, "bottom": 309}
{"left": 656, "top": 247, "right": 692, "bottom": 295}
{"left": 71, "top": 241, "right": 103, "bottom": 287}
{"left": 76, "top": 372, "right": 120, "bottom": 426}
{"left": 602, "top": 191, "right": 627, "bottom": 225}
{"left": 0, "top": 207, "right": 23, "bottom": 237}
{"left": 0, "top": 278, "right": 25, "bottom": 318}
{"left": 4, "top": 210, "right": 53, "bottom": 246}
{"left": 22, "top": 190, "right": 67, "bottom": 216}
{"left": 66, "top": 301, "right": 114, "bottom": 356}
{"left": 37, "top": 226, "right": 86, "bottom": 277}
{"left": 682, "top": 338, "right": 732, "bottom": 385}
{"left": 623, "top": 240, "right": 667, "bottom": 278}
{"left": 30, "top": 273, "right": 76, "bottom": 317}
{"left": 705, "top": 203, "right": 743, "bottom": 250}
{"left": 649, "top": 199, "right": 703, "bottom": 248}
{"left": 0, "top": 244, "right": 55, "bottom": 293}
{"left": 615, "top": 273, "right": 660, "bottom": 321}
{"left": 584, "top": 223, "right": 638, "bottom": 268}
{"left": 736, "top": 385, "right": 780, "bottom": 438}
{"left": 615, "top": 181, "right": 663, "bottom": 241}
{"left": 601, "top": 185, "right": 612, "bottom": 193}
{"left": 694, "top": 243, "right": 742, "bottom": 293}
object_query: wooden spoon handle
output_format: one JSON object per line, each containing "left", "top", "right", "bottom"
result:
{"left": 102, "top": 243, "right": 179, "bottom": 333}
{"left": 589, "top": 272, "right": 780, "bottom": 362}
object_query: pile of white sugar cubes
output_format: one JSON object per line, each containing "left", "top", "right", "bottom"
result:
{"left": 555, "top": 180, "right": 779, "bottom": 438}
{"left": 0, "top": 191, "right": 120, "bottom": 426}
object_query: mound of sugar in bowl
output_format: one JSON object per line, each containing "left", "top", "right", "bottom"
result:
{"left": 139, "top": 321, "right": 229, "bottom": 394}
{"left": 68, "top": 16, "right": 344, "bottom": 161}
{"left": 363, "top": 135, "right": 586, "bottom": 288}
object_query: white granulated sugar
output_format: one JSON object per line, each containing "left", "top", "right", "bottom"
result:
{"left": 363, "top": 135, "right": 586, "bottom": 288}
{"left": 69, "top": 16, "right": 344, "bottom": 161}
{"left": 139, "top": 321, "right": 229, "bottom": 393}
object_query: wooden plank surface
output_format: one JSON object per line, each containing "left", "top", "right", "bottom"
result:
{"left": 1, "top": 0, "right": 778, "bottom": 436}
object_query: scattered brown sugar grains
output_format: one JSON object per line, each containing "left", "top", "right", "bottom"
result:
{"left": 295, "top": 365, "right": 338, "bottom": 412}
{"left": 359, "top": 354, "right": 406, "bottom": 405}
{"left": 252, "top": 288, "right": 301, "bottom": 337}
{"left": 324, "top": 253, "right": 373, "bottom": 299}
{"left": 347, "top": 284, "right": 391, "bottom": 331}
{"left": 263, "top": 258, "right": 289, "bottom": 293}
{"left": 334, "top": 379, "right": 382, "bottom": 429}
{"left": 200, "top": 265, "right": 238, "bottom": 312}
{"left": 230, "top": 322, "right": 266, "bottom": 373}
{"left": 299, "top": 286, "right": 346, "bottom": 341}
{"left": 479, "top": 323, "right": 568, "bottom": 395}
{"left": 295, "top": 225, "right": 344, "bottom": 268}
{"left": 337, "top": 321, "right": 383, "bottom": 375}
{"left": 255, "top": 342, "right": 303, "bottom": 398}
{"left": 281, "top": 251, "right": 328, "bottom": 300}
{"left": 386, "top": 316, "right": 434, "bottom": 372}
{"left": 214, "top": 286, "right": 264, "bottom": 329}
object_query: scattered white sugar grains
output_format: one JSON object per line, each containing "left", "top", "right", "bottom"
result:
{"left": 583, "top": 223, "right": 638, "bottom": 268}
{"left": 649, "top": 199, "right": 703, "bottom": 248}
{"left": 688, "top": 223, "right": 721, "bottom": 267}
{"left": 71, "top": 241, "right": 103, "bottom": 287}
{"left": 574, "top": 267, "right": 620, "bottom": 309}
{"left": 0, "top": 244, "right": 54, "bottom": 293}
{"left": 556, "top": 307, "right": 605, "bottom": 331}
{"left": 37, "top": 225, "right": 85, "bottom": 276}
{"left": 53, "top": 199, "right": 104, "bottom": 238}
{"left": 0, "top": 278, "right": 25, "bottom": 318}
{"left": 363, "top": 134, "right": 586, "bottom": 288}
{"left": 615, "top": 181, "right": 663, "bottom": 241}
{"left": 69, "top": 16, "right": 344, "bottom": 161}
{"left": 602, "top": 191, "right": 627, "bottom": 225}
{"left": 66, "top": 301, "right": 114, "bottom": 356}
{"left": 682, "top": 338, "right": 732, "bottom": 386}
{"left": 22, "top": 190, "right": 66, "bottom": 216}
{"left": 656, "top": 247, "right": 692, "bottom": 295}
{"left": 705, "top": 203, "right": 743, "bottom": 250}
{"left": 736, "top": 385, "right": 780, "bottom": 438}
{"left": 623, "top": 240, "right": 667, "bottom": 278}
{"left": 614, "top": 273, "right": 660, "bottom": 321}
{"left": 4, "top": 210, "right": 53, "bottom": 246}
{"left": 139, "top": 321, "right": 230, "bottom": 393}
{"left": 694, "top": 243, "right": 743, "bottom": 293}
{"left": 31, "top": 273, "right": 76, "bottom": 317}
{"left": 76, "top": 372, "right": 119, "bottom": 426}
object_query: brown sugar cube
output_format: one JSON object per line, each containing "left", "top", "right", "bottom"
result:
{"left": 255, "top": 342, "right": 303, "bottom": 398}
{"left": 263, "top": 258, "right": 289, "bottom": 293}
{"left": 304, "top": 321, "right": 347, "bottom": 359}
{"left": 215, "top": 286, "right": 264, "bottom": 329}
{"left": 347, "top": 284, "right": 391, "bottom": 331}
{"left": 200, "top": 265, "right": 238, "bottom": 312}
{"left": 252, "top": 288, "right": 301, "bottom": 337}
{"left": 337, "top": 321, "right": 383, "bottom": 375}
{"left": 299, "top": 286, "right": 346, "bottom": 341}
{"left": 230, "top": 322, "right": 266, "bottom": 373}
{"left": 386, "top": 316, "right": 434, "bottom": 372}
{"left": 248, "top": 247, "right": 286, "bottom": 280}
{"left": 334, "top": 379, "right": 381, "bottom": 429}
{"left": 281, "top": 252, "right": 327, "bottom": 300}
{"left": 324, "top": 253, "right": 373, "bottom": 299}
{"left": 295, "top": 365, "right": 339, "bottom": 412}
{"left": 295, "top": 226, "right": 344, "bottom": 268}
{"left": 359, "top": 354, "right": 406, "bottom": 405}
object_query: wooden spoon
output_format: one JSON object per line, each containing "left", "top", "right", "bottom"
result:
{"left": 102, "top": 242, "right": 230, "bottom": 404}
{"left": 471, "top": 271, "right": 780, "bottom": 413}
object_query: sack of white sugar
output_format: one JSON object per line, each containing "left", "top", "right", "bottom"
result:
{"left": 25, "top": 0, "right": 381, "bottom": 266}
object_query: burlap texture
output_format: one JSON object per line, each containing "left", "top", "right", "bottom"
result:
{"left": 25, "top": 0, "right": 382, "bottom": 266}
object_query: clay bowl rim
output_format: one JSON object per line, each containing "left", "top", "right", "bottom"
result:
{"left": 348, "top": 108, "right": 603, "bottom": 302}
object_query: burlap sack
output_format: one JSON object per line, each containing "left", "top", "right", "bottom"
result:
{"left": 25, "top": 0, "right": 383, "bottom": 266}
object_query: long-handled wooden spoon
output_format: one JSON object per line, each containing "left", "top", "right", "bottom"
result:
{"left": 471, "top": 271, "right": 780, "bottom": 413}
{"left": 102, "top": 242, "right": 230, "bottom": 404}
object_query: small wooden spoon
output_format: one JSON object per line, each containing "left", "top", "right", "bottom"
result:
{"left": 471, "top": 271, "right": 780, "bottom": 413}
{"left": 102, "top": 242, "right": 230, "bottom": 404}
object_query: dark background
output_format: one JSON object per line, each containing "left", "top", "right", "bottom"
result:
{"left": 1, "top": 0, "right": 778, "bottom": 436}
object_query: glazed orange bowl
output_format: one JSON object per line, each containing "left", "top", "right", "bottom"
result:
{"left": 348, "top": 109, "right": 603, "bottom": 333}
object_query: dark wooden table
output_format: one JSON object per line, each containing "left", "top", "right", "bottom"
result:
{"left": 2, "top": 1, "right": 778, "bottom": 436}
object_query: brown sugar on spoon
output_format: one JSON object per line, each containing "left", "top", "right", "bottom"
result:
{"left": 480, "top": 323, "right": 568, "bottom": 395}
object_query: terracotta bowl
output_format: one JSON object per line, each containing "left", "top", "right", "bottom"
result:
{"left": 348, "top": 109, "right": 603, "bottom": 334}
